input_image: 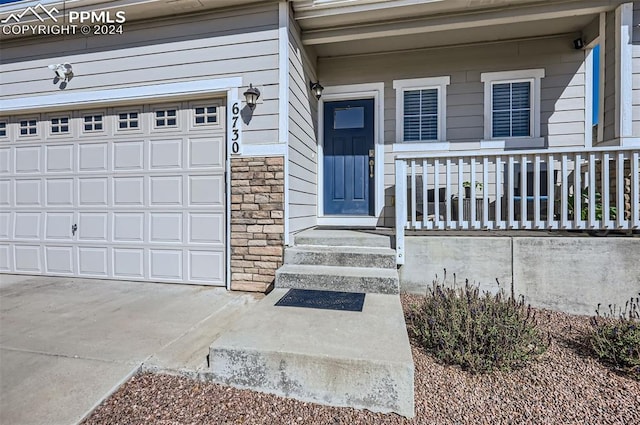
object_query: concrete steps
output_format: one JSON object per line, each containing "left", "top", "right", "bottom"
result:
{"left": 276, "top": 264, "right": 399, "bottom": 294}
{"left": 207, "top": 289, "right": 414, "bottom": 417}
{"left": 207, "top": 229, "right": 414, "bottom": 417}
{"left": 284, "top": 245, "right": 396, "bottom": 269}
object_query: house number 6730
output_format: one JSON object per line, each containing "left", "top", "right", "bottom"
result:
{"left": 230, "top": 101, "right": 241, "bottom": 155}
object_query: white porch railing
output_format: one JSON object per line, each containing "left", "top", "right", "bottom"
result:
{"left": 394, "top": 147, "right": 640, "bottom": 264}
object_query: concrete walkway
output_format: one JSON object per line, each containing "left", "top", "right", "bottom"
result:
{"left": 0, "top": 274, "right": 260, "bottom": 425}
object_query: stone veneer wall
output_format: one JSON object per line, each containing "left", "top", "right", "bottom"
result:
{"left": 230, "top": 156, "right": 285, "bottom": 292}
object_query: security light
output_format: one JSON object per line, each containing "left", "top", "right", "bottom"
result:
{"left": 48, "top": 63, "right": 73, "bottom": 81}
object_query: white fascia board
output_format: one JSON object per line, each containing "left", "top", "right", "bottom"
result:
{"left": 0, "top": 78, "right": 243, "bottom": 114}
{"left": 301, "top": 1, "right": 618, "bottom": 45}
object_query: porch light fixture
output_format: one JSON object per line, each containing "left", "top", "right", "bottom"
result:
{"left": 573, "top": 38, "right": 584, "bottom": 50}
{"left": 243, "top": 84, "right": 260, "bottom": 109}
{"left": 48, "top": 63, "right": 73, "bottom": 81}
{"left": 310, "top": 81, "right": 324, "bottom": 99}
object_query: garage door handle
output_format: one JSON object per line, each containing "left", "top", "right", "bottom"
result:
{"left": 72, "top": 224, "right": 77, "bottom": 236}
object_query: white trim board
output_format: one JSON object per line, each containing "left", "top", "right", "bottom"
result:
{"left": 0, "top": 78, "right": 243, "bottom": 113}
{"left": 615, "top": 2, "right": 633, "bottom": 138}
{"left": 317, "top": 82, "right": 385, "bottom": 225}
{"left": 278, "top": 1, "right": 291, "bottom": 245}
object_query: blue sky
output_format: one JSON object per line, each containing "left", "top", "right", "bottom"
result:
{"left": 0, "top": 0, "right": 25, "bottom": 4}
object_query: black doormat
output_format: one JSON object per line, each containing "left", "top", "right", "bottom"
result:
{"left": 275, "top": 288, "right": 365, "bottom": 312}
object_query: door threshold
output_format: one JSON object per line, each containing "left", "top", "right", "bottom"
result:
{"left": 317, "top": 216, "right": 378, "bottom": 227}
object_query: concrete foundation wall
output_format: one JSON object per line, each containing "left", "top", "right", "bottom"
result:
{"left": 399, "top": 236, "right": 640, "bottom": 316}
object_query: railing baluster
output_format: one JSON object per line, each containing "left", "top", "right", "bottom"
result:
{"left": 561, "top": 154, "right": 569, "bottom": 228}
{"left": 633, "top": 152, "right": 639, "bottom": 229}
{"left": 588, "top": 153, "right": 596, "bottom": 228}
{"left": 470, "top": 157, "right": 477, "bottom": 228}
{"left": 533, "top": 155, "right": 541, "bottom": 228}
{"left": 574, "top": 153, "right": 582, "bottom": 229}
{"left": 446, "top": 159, "right": 452, "bottom": 227}
{"left": 495, "top": 156, "right": 502, "bottom": 229}
{"left": 434, "top": 159, "right": 441, "bottom": 229}
{"left": 395, "top": 159, "right": 406, "bottom": 265}
{"left": 602, "top": 153, "right": 610, "bottom": 227}
{"left": 617, "top": 152, "right": 625, "bottom": 229}
{"left": 547, "top": 154, "right": 555, "bottom": 229}
{"left": 483, "top": 156, "right": 489, "bottom": 229}
{"left": 520, "top": 155, "right": 528, "bottom": 228}
{"left": 507, "top": 156, "right": 515, "bottom": 229}
{"left": 458, "top": 157, "right": 464, "bottom": 229}
{"left": 410, "top": 160, "right": 417, "bottom": 228}
{"left": 422, "top": 159, "right": 429, "bottom": 229}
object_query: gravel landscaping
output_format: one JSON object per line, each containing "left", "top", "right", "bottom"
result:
{"left": 83, "top": 294, "right": 640, "bottom": 425}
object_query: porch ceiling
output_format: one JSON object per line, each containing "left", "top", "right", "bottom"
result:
{"left": 292, "top": 0, "right": 626, "bottom": 57}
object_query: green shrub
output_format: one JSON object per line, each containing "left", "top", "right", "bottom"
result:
{"left": 589, "top": 295, "right": 640, "bottom": 380}
{"left": 407, "top": 275, "right": 548, "bottom": 373}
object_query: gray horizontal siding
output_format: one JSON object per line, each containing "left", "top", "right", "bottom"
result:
{"left": 0, "top": 4, "right": 280, "bottom": 145}
{"left": 287, "top": 10, "right": 318, "bottom": 238}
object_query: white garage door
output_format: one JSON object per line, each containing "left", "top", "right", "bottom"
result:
{"left": 0, "top": 99, "right": 226, "bottom": 286}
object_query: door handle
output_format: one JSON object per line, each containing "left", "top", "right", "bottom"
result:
{"left": 369, "top": 159, "right": 374, "bottom": 178}
{"left": 72, "top": 224, "right": 78, "bottom": 236}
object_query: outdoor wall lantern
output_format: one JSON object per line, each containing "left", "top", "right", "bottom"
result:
{"left": 310, "top": 81, "right": 324, "bottom": 99}
{"left": 573, "top": 38, "right": 584, "bottom": 50}
{"left": 48, "top": 63, "right": 73, "bottom": 81}
{"left": 243, "top": 84, "right": 261, "bottom": 109}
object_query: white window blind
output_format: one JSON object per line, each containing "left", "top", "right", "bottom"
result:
{"left": 492, "top": 82, "right": 530, "bottom": 138}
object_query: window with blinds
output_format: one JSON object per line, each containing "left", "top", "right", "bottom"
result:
{"left": 403, "top": 89, "right": 438, "bottom": 141}
{"left": 492, "top": 82, "right": 531, "bottom": 138}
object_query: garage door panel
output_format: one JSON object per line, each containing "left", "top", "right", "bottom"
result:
{"left": 15, "top": 179, "right": 41, "bottom": 206}
{"left": 78, "top": 247, "right": 108, "bottom": 276}
{"left": 78, "top": 213, "right": 108, "bottom": 241}
{"left": 0, "top": 213, "right": 10, "bottom": 240}
{"left": 15, "top": 146, "right": 41, "bottom": 174}
{"left": 188, "top": 213, "right": 224, "bottom": 244}
{"left": 150, "top": 249, "right": 182, "bottom": 280}
{"left": 150, "top": 139, "right": 182, "bottom": 169}
{"left": 79, "top": 143, "right": 108, "bottom": 172}
{"left": 14, "top": 245, "right": 41, "bottom": 272}
{"left": 45, "top": 213, "right": 73, "bottom": 240}
{"left": 113, "top": 177, "right": 144, "bottom": 205}
{"left": 46, "top": 145, "right": 74, "bottom": 173}
{"left": 14, "top": 213, "right": 41, "bottom": 240}
{"left": 0, "top": 244, "right": 10, "bottom": 271}
{"left": 0, "top": 180, "right": 9, "bottom": 206}
{"left": 0, "top": 147, "right": 10, "bottom": 173}
{"left": 189, "top": 250, "right": 224, "bottom": 283}
{"left": 189, "top": 175, "right": 224, "bottom": 205}
{"left": 45, "top": 246, "right": 74, "bottom": 274}
{"left": 113, "top": 248, "right": 144, "bottom": 278}
{"left": 189, "top": 137, "right": 223, "bottom": 168}
{"left": 150, "top": 213, "right": 182, "bottom": 243}
{"left": 150, "top": 176, "right": 182, "bottom": 205}
{"left": 113, "top": 213, "right": 144, "bottom": 242}
{"left": 78, "top": 178, "right": 108, "bottom": 205}
{"left": 114, "top": 141, "right": 144, "bottom": 171}
{"left": 46, "top": 178, "right": 74, "bottom": 206}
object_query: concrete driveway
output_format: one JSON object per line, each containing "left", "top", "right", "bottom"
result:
{"left": 0, "top": 274, "right": 260, "bottom": 425}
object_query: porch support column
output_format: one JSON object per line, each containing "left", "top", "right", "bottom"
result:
{"left": 615, "top": 2, "right": 636, "bottom": 146}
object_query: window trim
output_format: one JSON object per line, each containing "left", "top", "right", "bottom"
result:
{"left": 115, "top": 109, "right": 142, "bottom": 133}
{"left": 481, "top": 69, "right": 545, "bottom": 148}
{"left": 17, "top": 116, "right": 40, "bottom": 138}
{"left": 393, "top": 76, "right": 450, "bottom": 150}
{"left": 0, "top": 120, "right": 8, "bottom": 139}
{"left": 47, "top": 115, "right": 71, "bottom": 138}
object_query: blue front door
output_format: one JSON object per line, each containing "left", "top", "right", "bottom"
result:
{"left": 323, "top": 99, "right": 375, "bottom": 215}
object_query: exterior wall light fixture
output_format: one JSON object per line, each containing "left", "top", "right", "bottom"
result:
{"left": 48, "top": 63, "right": 73, "bottom": 81}
{"left": 243, "top": 84, "right": 261, "bottom": 109}
{"left": 310, "top": 81, "right": 324, "bottom": 99}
